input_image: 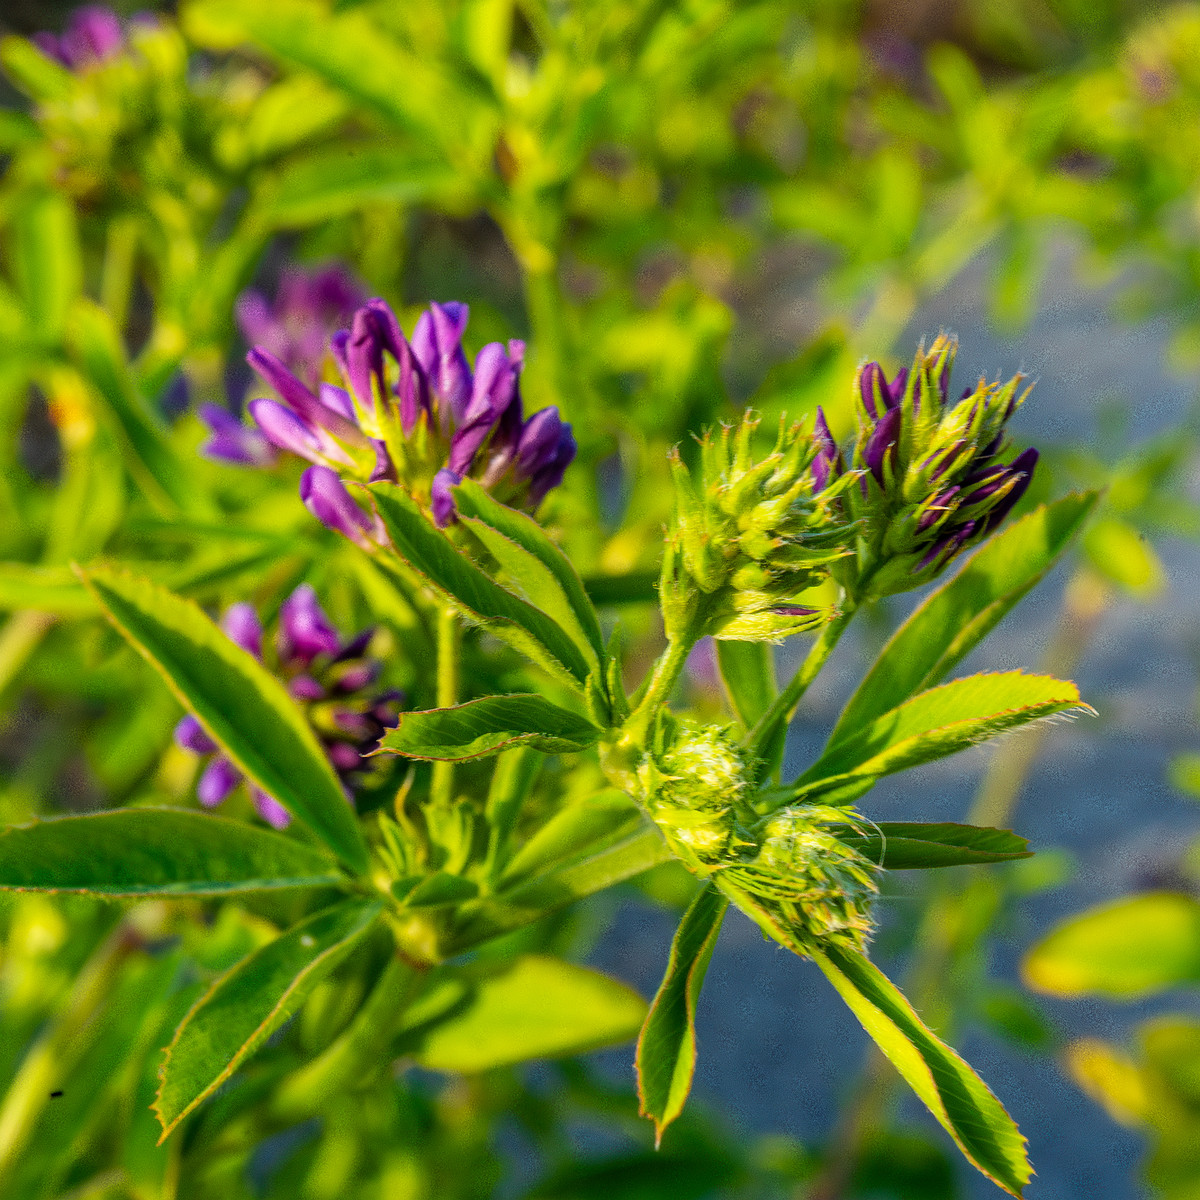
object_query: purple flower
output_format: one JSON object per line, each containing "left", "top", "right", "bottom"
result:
{"left": 278, "top": 584, "right": 341, "bottom": 665}
{"left": 34, "top": 6, "right": 124, "bottom": 71}
{"left": 857, "top": 362, "right": 907, "bottom": 419}
{"left": 862, "top": 406, "right": 901, "bottom": 486}
{"left": 236, "top": 264, "right": 365, "bottom": 389}
{"left": 811, "top": 407, "right": 840, "bottom": 491}
{"left": 174, "top": 586, "right": 405, "bottom": 827}
{"left": 222, "top": 294, "right": 575, "bottom": 533}
{"left": 198, "top": 403, "right": 274, "bottom": 467}
{"left": 300, "top": 466, "right": 381, "bottom": 549}
{"left": 221, "top": 603, "right": 263, "bottom": 659}
{"left": 412, "top": 302, "right": 472, "bottom": 427}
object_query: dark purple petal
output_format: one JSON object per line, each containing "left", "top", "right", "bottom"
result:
{"left": 431, "top": 468, "right": 462, "bottom": 528}
{"left": 318, "top": 384, "right": 355, "bottom": 421}
{"left": 331, "top": 660, "right": 380, "bottom": 693}
{"left": 887, "top": 367, "right": 909, "bottom": 408}
{"left": 859, "top": 362, "right": 900, "bottom": 419}
{"left": 32, "top": 33, "right": 68, "bottom": 66}
{"left": 247, "top": 398, "right": 346, "bottom": 466}
{"left": 344, "top": 300, "right": 405, "bottom": 412}
{"left": 918, "top": 520, "right": 977, "bottom": 571}
{"left": 811, "top": 407, "right": 840, "bottom": 491}
{"left": 335, "top": 629, "right": 375, "bottom": 662}
{"left": 327, "top": 742, "right": 363, "bottom": 773}
{"left": 981, "top": 449, "right": 1038, "bottom": 533}
{"left": 771, "top": 605, "right": 819, "bottom": 617}
{"left": 862, "top": 407, "right": 901, "bottom": 485}
{"left": 175, "top": 714, "right": 216, "bottom": 755}
{"left": 918, "top": 486, "right": 960, "bottom": 531}
{"left": 289, "top": 675, "right": 326, "bottom": 701}
{"left": 368, "top": 439, "right": 398, "bottom": 483}
{"left": 522, "top": 419, "right": 577, "bottom": 508}
{"left": 56, "top": 6, "right": 123, "bottom": 69}
{"left": 299, "top": 466, "right": 378, "bottom": 549}
{"left": 250, "top": 787, "right": 291, "bottom": 829}
{"left": 412, "top": 302, "right": 472, "bottom": 425}
{"left": 221, "top": 603, "right": 263, "bottom": 659}
{"left": 198, "top": 757, "right": 241, "bottom": 808}
{"left": 235, "top": 290, "right": 274, "bottom": 347}
{"left": 448, "top": 342, "right": 520, "bottom": 475}
{"left": 247, "top": 348, "right": 361, "bottom": 441}
{"left": 278, "top": 582, "right": 342, "bottom": 665}
{"left": 198, "top": 403, "right": 274, "bottom": 467}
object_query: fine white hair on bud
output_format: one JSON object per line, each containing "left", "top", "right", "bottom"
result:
{"left": 639, "top": 721, "right": 880, "bottom": 953}
{"left": 723, "top": 805, "right": 880, "bottom": 953}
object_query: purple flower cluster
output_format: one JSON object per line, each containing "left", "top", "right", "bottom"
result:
{"left": 174, "top": 585, "right": 402, "bottom": 828}
{"left": 205, "top": 292, "right": 576, "bottom": 537}
{"left": 826, "top": 334, "right": 1038, "bottom": 591}
{"left": 34, "top": 6, "right": 125, "bottom": 71}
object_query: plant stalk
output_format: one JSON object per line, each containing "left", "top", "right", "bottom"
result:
{"left": 430, "top": 606, "right": 460, "bottom": 808}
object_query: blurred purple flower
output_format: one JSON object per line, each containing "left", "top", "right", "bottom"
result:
{"left": 198, "top": 403, "right": 274, "bottom": 467}
{"left": 174, "top": 585, "right": 403, "bottom": 827}
{"left": 236, "top": 264, "right": 365, "bottom": 389}
{"left": 34, "top": 5, "right": 124, "bottom": 71}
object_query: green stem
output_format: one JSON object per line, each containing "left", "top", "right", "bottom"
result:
{"left": 270, "top": 955, "right": 422, "bottom": 1121}
{"left": 430, "top": 606, "right": 460, "bottom": 808}
{"left": 624, "top": 635, "right": 695, "bottom": 745}
{"left": 748, "top": 602, "right": 856, "bottom": 756}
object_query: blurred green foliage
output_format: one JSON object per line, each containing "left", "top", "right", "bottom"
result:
{"left": 1, "top": 0, "right": 1200, "bottom": 1197}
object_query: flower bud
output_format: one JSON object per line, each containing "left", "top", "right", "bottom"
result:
{"left": 663, "top": 413, "right": 857, "bottom": 642}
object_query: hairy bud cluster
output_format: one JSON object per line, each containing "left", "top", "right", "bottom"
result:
{"left": 639, "top": 722, "right": 878, "bottom": 953}
{"left": 661, "top": 414, "right": 857, "bottom": 643}
{"left": 840, "top": 334, "right": 1038, "bottom": 596}
{"left": 721, "top": 806, "right": 879, "bottom": 953}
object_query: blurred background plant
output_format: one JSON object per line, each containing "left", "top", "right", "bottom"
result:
{"left": 1, "top": 0, "right": 1200, "bottom": 1197}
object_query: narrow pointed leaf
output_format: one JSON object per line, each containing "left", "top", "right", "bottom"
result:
{"left": 833, "top": 493, "right": 1098, "bottom": 738}
{"left": 637, "top": 885, "right": 729, "bottom": 1143}
{"left": 369, "top": 482, "right": 592, "bottom": 687}
{"left": 834, "top": 822, "right": 1032, "bottom": 869}
{"left": 80, "top": 567, "right": 369, "bottom": 874}
{"left": 813, "top": 944, "right": 1031, "bottom": 1196}
{"left": 155, "top": 898, "right": 381, "bottom": 1139}
{"left": 401, "top": 955, "right": 646, "bottom": 1072}
{"left": 455, "top": 478, "right": 606, "bottom": 675}
{"left": 716, "top": 640, "right": 777, "bottom": 729}
{"left": 0, "top": 809, "right": 342, "bottom": 895}
{"left": 794, "top": 672, "right": 1087, "bottom": 800}
{"left": 377, "top": 694, "right": 602, "bottom": 761}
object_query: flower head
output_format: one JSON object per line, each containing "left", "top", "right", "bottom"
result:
{"left": 661, "top": 412, "right": 858, "bottom": 642}
{"left": 173, "top": 585, "right": 402, "bottom": 827}
{"left": 34, "top": 6, "right": 124, "bottom": 71}
{"left": 209, "top": 296, "right": 575, "bottom": 535}
{"left": 840, "top": 334, "right": 1038, "bottom": 595}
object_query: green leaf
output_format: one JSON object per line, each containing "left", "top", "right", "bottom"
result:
{"left": 814, "top": 944, "right": 1031, "bottom": 1196}
{"left": 0, "top": 36, "right": 72, "bottom": 101}
{"left": 581, "top": 570, "right": 660, "bottom": 607}
{"left": 182, "top": 0, "right": 494, "bottom": 161}
{"left": 499, "top": 790, "right": 642, "bottom": 888}
{"left": 636, "top": 885, "right": 728, "bottom": 1144}
{"left": 378, "top": 694, "right": 601, "bottom": 762}
{"left": 401, "top": 871, "right": 479, "bottom": 908}
{"left": 260, "top": 145, "right": 460, "bottom": 227}
{"left": 11, "top": 191, "right": 80, "bottom": 340}
{"left": 1023, "top": 892, "right": 1200, "bottom": 998}
{"left": 80, "top": 567, "right": 370, "bottom": 874}
{"left": 1082, "top": 515, "right": 1165, "bottom": 597}
{"left": 795, "top": 672, "right": 1088, "bottom": 800}
{"left": 0, "top": 563, "right": 96, "bottom": 614}
{"left": 454, "top": 478, "right": 606, "bottom": 677}
{"left": 67, "top": 302, "right": 196, "bottom": 513}
{"left": 0, "top": 809, "right": 342, "bottom": 895}
{"left": 447, "top": 826, "right": 671, "bottom": 953}
{"left": 716, "top": 640, "right": 776, "bottom": 729}
{"left": 155, "top": 898, "right": 381, "bottom": 1138}
{"left": 401, "top": 955, "right": 646, "bottom": 1072}
{"left": 835, "top": 822, "right": 1032, "bottom": 869}
{"left": 833, "top": 494, "right": 1098, "bottom": 738}
{"left": 369, "top": 482, "right": 592, "bottom": 688}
